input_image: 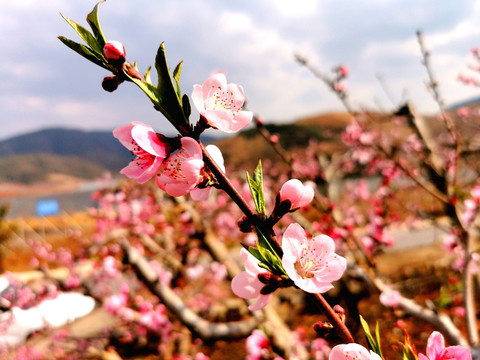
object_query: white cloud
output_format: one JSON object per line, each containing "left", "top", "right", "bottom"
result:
{"left": 2, "top": 0, "right": 480, "bottom": 142}
{"left": 267, "top": 0, "right": 318, "bottom": 17}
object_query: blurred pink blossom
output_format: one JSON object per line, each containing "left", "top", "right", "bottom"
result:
{"left": 246, "top": 329, "right": 269, "bottom": 360}
{"left": 379, "top": 287, "right": 400, "bottom": 307}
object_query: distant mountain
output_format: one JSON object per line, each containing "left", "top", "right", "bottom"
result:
{"left": 0, "top": 127, "right": 220, "bottom": 184}
{"left": 447, "top": 96, "right": 480, "bottom": 110}
{"left": 0, "top": 128, "right": 130, "bottom": 172}
{"left": 214, "top": 112, "right": 352, "bottom": 170}
{"left": 0, "top": 153, "right": 106, "bottom": 184}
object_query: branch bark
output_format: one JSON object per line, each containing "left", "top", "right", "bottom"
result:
{"left": 121, "top": 239, "right": 258, "bottom": 340}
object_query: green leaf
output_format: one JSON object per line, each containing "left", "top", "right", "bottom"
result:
{"left": 254, "top": 231, "right": 285, "bottom": 275}
{"left": 182, "top": 94, "right": 191, "bottom": 119}
{"left": 144, "top": 66, "right": 152, "bottom": 84}
{"left": 374, "top": 322, "right": 383, "bottom": 358}
{"left": 359, "top": 316, "right": 383, "bottom": 358}
{"left": 86, "top": 0, "right": 107, "bottom": 49}
{"left": 124, "top": 73, "right": 160, "bottom": 104}
{"left": 246, "top": 160, "right": 266, "bottom": 215}
{"left": 60, "top": 13, "right": 103, "bottom": 55}
{"left": 173, "top": 61, "right": 183, "bottom": 100}
{"left": 359, "top": 316, "right": 376, "bottom": 350}
{"left": 58, "top": 36, "right": 109, "bottom": 70}
{"left": 155, "top": 42, "right": 189, "bottom": 129}
{"left": 246, "top": 243, "right": 281, "bottom": 275}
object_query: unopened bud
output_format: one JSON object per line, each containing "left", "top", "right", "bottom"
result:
{"left": 333, "top": 83, "right": 345, "bottom": 93}
{"left": 238, "top": 215, "right": 254, "bottom": 233}
{"left": 269, "top": 134, "right": 279, "bottom": 144}
{"left": 102, "top": 75, "right": 121, "bottom": 92}
{"left": 258, "top": 272, "right": 274, "bottom": 285}
{"left": 333, "top": 304, "right": 344, "bottom": 316}
{"left": 312, "top": 321, "right": 333, "bottom": 337}
{"left": 338, "top": 65, "right": 349, "bottom": 77}
{"left": 103, "top": 40, "right": 126, "bottom": 66}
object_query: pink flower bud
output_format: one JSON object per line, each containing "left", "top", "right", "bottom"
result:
{"left": 102, "top": 75, "right": 121, "bottom": 92}
{"left": 333, "top": 304, "right": 345, "bottom": 316}
{"left": 339, "top": 65, "right": 349, "bottom": 77}
{"left": 279, "top": 179, "right": 314, "bottom": 210}
{"left": 334, "top": 82, "right": 346, "bottom": 92}
{"left": 269, "top": 134, "right": 279, "bottom": 144}
{"left": 103, "top": 40, "right": 126, "bottom": 65}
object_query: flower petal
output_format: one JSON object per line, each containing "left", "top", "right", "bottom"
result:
{"left": 427, "top": 331, "right": 445, "bottom": 360}
{"left": 248, "top": 293, "right": 272, "bottom": 311}
{"left": 131, "top": 124, "right": 167, "bottom": 157}
{"left": 191, "top": 84, "right": 206, "bottom": 113}
{"left": 113, "top": 123, "right": 135, "bottom": 150}
{"left": 231, "top": 110, "right": 253, "bottom": 132}
{"left": 231, "top": 271, "right": 262, "bottom": 300}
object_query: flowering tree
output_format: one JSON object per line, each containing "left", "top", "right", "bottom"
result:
{"left": 1, "top": 1, "right": 478, "bottom": 359}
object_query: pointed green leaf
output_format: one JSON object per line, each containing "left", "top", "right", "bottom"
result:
{"left": 255, "top": 230, "right": 285, "bottom": 275}
{"left": 182, "top": 94, "right": 191, "bottom": 119}
{"left": 173, "top": 61, "right": 183, "bottom": 100}
{"left": 58, "top": 36, "right": 109, "bottom": 70}
{"left": 60, "top": 13, "right": 103, "bottom": 55}
{"left": 86, "top": 0, "right": 107, "bottom": 48}
{"left": 144, "top": 66, "right": 152, "bottom": 84}
{"left": 246, "top": 160, "right": 266, "bottom": 214}
{"left": 359, "top": 316, "right": 375, "bottom": 349}
{"left": 155, "top": 42, "right": 189, "bottom": 129}
{"left": 124, "top": 73, "right": 160, "bottom": 104}
{"left": 374, "top": 322, "right": 383, "bottom": 358}
{"left": 246, "top": 246, "right": 262, "bottom": 262}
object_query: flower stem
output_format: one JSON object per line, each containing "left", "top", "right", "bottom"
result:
{"left": 200, "top": 142, "right": 355, "bottom": 343}
{"left": 199, "top": 142, "right": 283, "bottom": 257}
{"left": 313, "top": 293, "right": 356, "bottom": 343}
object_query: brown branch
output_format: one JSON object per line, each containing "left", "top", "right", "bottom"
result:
{"left": 354, "top": 265, "right": 469, "bottom": 347}
{"left": 121, "top": 239, "right": 258, "bottom": 340}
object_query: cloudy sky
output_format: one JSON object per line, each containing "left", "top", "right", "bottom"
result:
{"left": 2, "top": 0, "right": 480, "bottom": 141}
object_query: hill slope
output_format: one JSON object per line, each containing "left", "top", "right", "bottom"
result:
{"left": 0, "top": 128, "right": 130, "bottom": 172}
{"left": 0, "top": 153, "right": 107, "bottom": 184}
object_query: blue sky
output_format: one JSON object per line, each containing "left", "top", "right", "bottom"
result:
{"left": 2, "top": 0, "right": 480, "bottom": 140}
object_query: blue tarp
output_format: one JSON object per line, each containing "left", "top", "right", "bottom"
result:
{"left": 35, "top": 199, "right": 60, "bottom": 216}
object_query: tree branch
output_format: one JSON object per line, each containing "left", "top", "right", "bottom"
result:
{"left": 121, "top": 239, "right": 258, "bottom": 340}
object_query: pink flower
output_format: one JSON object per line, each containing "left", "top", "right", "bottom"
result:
{"left": 282, "top": 223, "right": 346, "bottom": 293}
{"left": 246, "top": 329, "right": 269, "bottom": 360}
{"left": 471, "top": 185, "right": 480, "bottom": 200}
{"left": 279, "top": 179, "right": 315, "bottom": 210}
{"left": 338, "top": 65, "right": 349, "bottom": 77}
{"left": 379, "top": 287, "right": 400, "bottom": 307}
{"left": 231, "top": 249, "right": 272, "bottom": 311}
{"left": 105, "top": 293, "right": 127, "bottom": 315}
{"left": 113, "top": 122, "right": 169, "bottom": 184}
{"left": 156, "top": 137, "right": 204, "bottom": 197}
{"left": 103, "top": 40, "right": 126, "bottom": 64}
{"left": 192, "top": 72, "right": 253, "bottom": 133}
{"left": 190, "top": 144, "right": 225, "bottom": 201}
{"left": 329, "top": 344, "right": 382, "bottom": 360}
{"left": 418, "top": 331, "right": 471, "bottom": 360}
